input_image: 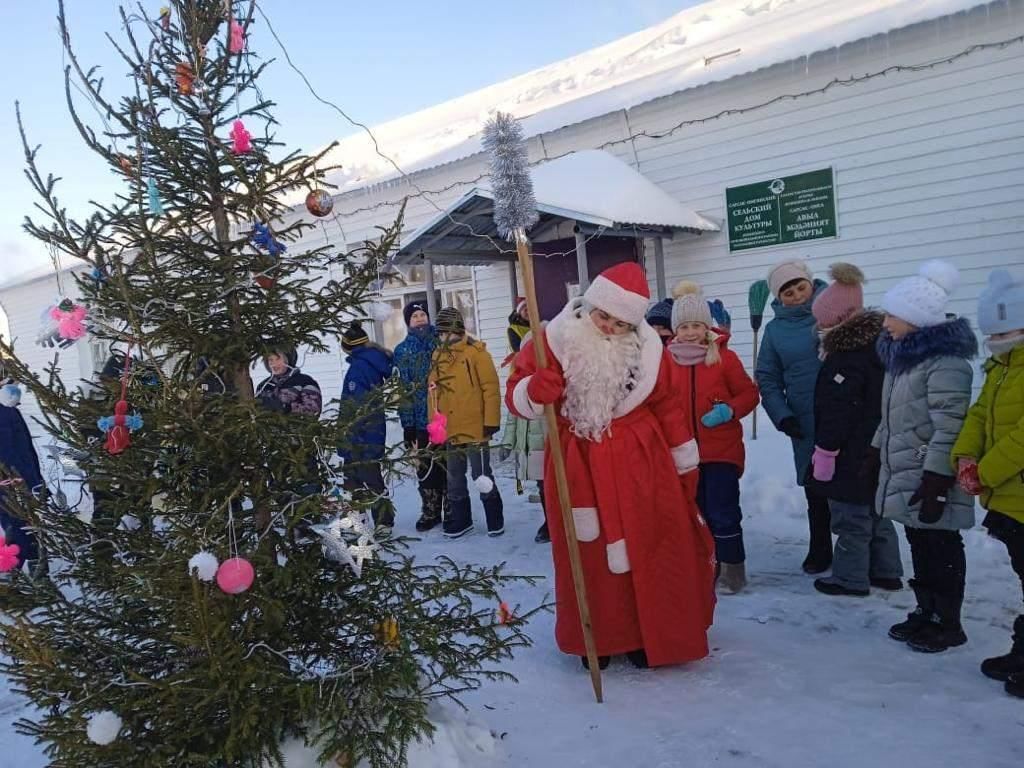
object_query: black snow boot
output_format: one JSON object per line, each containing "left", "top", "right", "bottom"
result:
{"left": 626, "top": 649, "right": 649, "bottom": 669}
{"left": 981, "top": 616, "right": 1024, "bottom": 682}
{"left": 907, "top": 591, "right": 967, "bottom": 653}
{"left": 534, "top": 521, "right": 550, "bottom": 543}
{"left": 814, "top": 578, "right": 868, "bottom": 597}
{"left": 443, "top": 496, "right": 474, "bottom": 539}
{"left": 483, "top": 491, "right": 505, "bottom": 537}
{"left": 580, "top": 655, "right": 610, "bottom": 671}
{"left": 889, "top": 579, "right": 935, "bottom": 642}
{"left": 802, "top": 490, "right": 833, "bottom": 574}
{"left": 1006, "top": 672, "right": 1024, "bottom": 699}
{"left": 415, "top": 488, "right": 443, "bottom": 532}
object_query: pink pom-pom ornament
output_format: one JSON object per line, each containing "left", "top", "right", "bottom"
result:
{"left": 50, "top": 303, "right": 88, "bottom": 341}
{"left": 230, "top": 120, "right": 252, "bottom": 154}
{"left": 228, "top": 19, "right": 245, "bottom": 54}
{"left": 216, "top": 557, "right": 255, "bottom": 594}
{"left": 0, "top": 533, "right": 21, "bottom": 572}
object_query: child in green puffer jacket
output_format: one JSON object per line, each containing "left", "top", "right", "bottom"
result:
{"left": 952, "top": 268, "right": 1024, "bottom": 700}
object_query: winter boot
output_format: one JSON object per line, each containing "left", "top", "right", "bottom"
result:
{"left": 534, "top": 521, "right": 550, "bottom": 543}
{"left": 981, "top": 616, "right": 1024, "bottom": 682}
{"left": 889, "top": 581, "right": 936, "bottom": 642}
{"left": 626, "top": 649, "right": 649, "bottom": 669}
{"left": 443, "top": 497, "right": 474, "bottom": 539}
{"left": 802, "top": 496, "right": 833, "bottom": 574}
{"left": 907, "top": 590, "right": 967, "bottom": 653}
{"left": 483, "top": 492, "right": 505, "bottom": 537}
{"left": 814, "top": 578, "right": 868, "bottom": 597}
{"left": 415, "top": 488, "right": 443, "bottom": 532}
{"left": 580, "top": 655, "right": 610, "bottom": 671}
{"left": 371, "top": 497, "right": 395, "bottom": 530}
{"left": 718, "top": 563, "right": 747, "bottom": 594}
{"left": 1006, "top": 672, "right": 1024, "bottom": 699}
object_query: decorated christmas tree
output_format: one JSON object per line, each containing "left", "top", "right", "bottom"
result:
{"left": 0, "top": 2, "right": 532, "bottom": 766}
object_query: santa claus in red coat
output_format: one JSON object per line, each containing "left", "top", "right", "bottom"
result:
{"left": 506, "top": 262, "right": 716, "bottom": 669}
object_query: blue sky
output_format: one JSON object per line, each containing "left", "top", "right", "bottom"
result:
{"left": 0, "top": 0, "right": 703, "bottom": 283}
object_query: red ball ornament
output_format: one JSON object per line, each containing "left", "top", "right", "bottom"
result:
{"left": 216, "top": 557, "right": 255, "bottom": 594}
{"left": 305, "top": 189, "right": 334, "bottom": 217}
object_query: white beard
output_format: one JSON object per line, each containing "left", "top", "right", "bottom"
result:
{"left": 556, "top": 311, "right": 642, "bottom": 442}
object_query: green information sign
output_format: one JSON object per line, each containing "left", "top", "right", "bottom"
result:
{"left": 726, "top": 168, "right": 837, "bottom": 252}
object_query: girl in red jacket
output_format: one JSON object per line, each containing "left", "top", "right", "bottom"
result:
{"left": 668, "top": 282, "right": 760, "bottom": 593}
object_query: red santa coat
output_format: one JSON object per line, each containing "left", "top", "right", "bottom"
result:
{"left": 506, "top": 304, "right": 716, "bottom": 667}
{"left": 668, "top": 333, "right": 760, "bottom": 474}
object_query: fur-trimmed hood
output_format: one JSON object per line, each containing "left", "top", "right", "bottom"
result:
{"left": 876, "top": 316, "right": 977, "bottom": 375}
{"left": 822, "top": 311, "right": 884, "bottom": 357}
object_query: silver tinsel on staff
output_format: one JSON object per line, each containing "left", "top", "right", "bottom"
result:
{"left": 482, "top": 112, "right": 539, "bottom": 242}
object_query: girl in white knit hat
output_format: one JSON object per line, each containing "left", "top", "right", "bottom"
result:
{"left": 666, "top": 281, "right": 759, "bottom": 593}
{"left": 873, "top": 259, "right": 977, "bottom": 653}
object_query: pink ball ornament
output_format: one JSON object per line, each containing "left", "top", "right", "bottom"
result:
{"left": 305, "top": 189, "right": 334, "bottom": 217}
{"left": 216, "top": 557, "right": 254, "bottom": 594}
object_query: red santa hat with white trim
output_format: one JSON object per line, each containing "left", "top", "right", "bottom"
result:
{"left": 582, "top": 262, "right": 651, "bottom": 327}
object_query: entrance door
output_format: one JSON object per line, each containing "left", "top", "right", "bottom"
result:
{"left": 530, "top": 235, "right": 640, "bottom": 320}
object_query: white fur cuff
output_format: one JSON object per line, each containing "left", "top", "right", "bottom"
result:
{"left": 607, "top": 539, "right": 631, "bottom": 574}
{"left": 671, "top": 439, "right": 700, "bottom": 474}
{"left": 511, "top": 377, "right": 545, "bottom": 420}
{"left": 572, "top": 507, "right": 599, "bottom": 542}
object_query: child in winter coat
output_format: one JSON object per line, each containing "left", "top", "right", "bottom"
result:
{"left": 501, "top": 303, "right": 549, "bottom": 543}
{"left": 805, "top": 264, "right": 903, "bottom": 597}
{"left": 394, "top": 301, "right": 446, "bottom": 532}
{"left": 339, "top": 322, "right": 395, "bottom": 530}
{"left": 645, "top": 298, "right": 675, "bottom": 345}
{"left": 874, "top": 260, "right": 976, "bottom": 654}
{"left": 667, "top": 282, "right": 759, "bottom": 594}
{"left": 755, "top": 260, "right": 832, "bottom": 574}
{"left": 951, "top": 269, "right": 1024, "bottom": 698}
{"left": 255, "top": 345, "right": 322, "bottom": 416}
{"left": 0, "top": 379, "right": 43, "bottom": 571}
{"left": 430, "top": 306, "right": 504, "bottom": 539}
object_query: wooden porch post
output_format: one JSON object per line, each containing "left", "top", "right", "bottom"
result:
{"left": 574, "top": 224, "right": 590, "bottom": 293}
{"left": 423, "top": 257, "right": 438, "bottom": 318}
{"left": 653, "top": 237, "right": 667, "bottom": 300}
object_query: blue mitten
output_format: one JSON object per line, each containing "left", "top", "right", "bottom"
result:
{"left": 701, "top": 403, "right": 734, "bottom": 428}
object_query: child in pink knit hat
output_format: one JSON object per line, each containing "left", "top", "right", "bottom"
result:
{"left": 806, "top": 263, "right": 903, "bottom": 598}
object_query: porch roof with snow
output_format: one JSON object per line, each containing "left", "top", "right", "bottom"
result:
{"left": 394, "top": 150, "right": 719, "bottom": 268}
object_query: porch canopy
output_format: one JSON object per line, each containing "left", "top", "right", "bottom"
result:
{"left": 393, "top": 150, "right": 719, "bottom": 317}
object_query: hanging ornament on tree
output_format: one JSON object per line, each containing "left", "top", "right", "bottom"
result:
{"left": 312, "top": 507, "right": 379, "bottom": 578}
{"left": 497, "top": 601, "right": 514, "bottom": 626}
{"left": 251, "top": 222, "right": 286, "bottom": 256}
{"left": 216, "top": 557, "right": 254, "bottom": 594}
{"left": 159, "top": 6, "right": 171, "bottom": 32}
{"left": 374, "top": 616, "right": 400, "bottom": 649}
{"left": 188, "top": 551, "right": 219, "bottom": 582}
{"left": 86, "top": 710, "right": 123, "bottom": 745}
{"left": 230, "top": 119, "right": 252, "bottom": 154}
{"left": 369, "top": 301, "right": 393, "bottom": 323}
{"left": 0, "top": 532, "right": 21, "bottom": 573}
{"left": 474, "top": 475, "right": 495, "bottom": 495}
{"left": 147, "top": 177, "right": 164, "bottom": 215}
{"left": 97, "top": 401, "right": 144, "bottom": 455}
{"left": 97, "top": 350, "right": 142, "bottom": 456}
{"left": 228, "top": 18, "right": 245, "bottom": 54}
{"left": 175, "top": 61, "right": 194, "bottom": 95}
{"left": 49, "top": 299, "right": 89, "bottom": 342}
{"left": 305, "top": 189, "right": 334, "bottom": 217}
{"left": 117, "top": 154, "right": 134, "bottom": 174}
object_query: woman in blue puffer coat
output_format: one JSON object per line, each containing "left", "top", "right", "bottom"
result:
{"left": 755, "top": 260, "right": 831, "bottom": 574}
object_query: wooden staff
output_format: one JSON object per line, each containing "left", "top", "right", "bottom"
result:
{"left": 515, "top": 235, "right": 603, "bottom": 702}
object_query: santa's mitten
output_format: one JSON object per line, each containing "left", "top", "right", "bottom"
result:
{"left": 957, "top": 459, "right": 982, "bottom": 496}
{"left": 526, "top": 367, "right": 564, "bottom": 406}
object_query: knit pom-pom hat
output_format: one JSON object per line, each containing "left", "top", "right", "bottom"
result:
{"left": 812, "top": 262, "right": 865, "bottom": 329}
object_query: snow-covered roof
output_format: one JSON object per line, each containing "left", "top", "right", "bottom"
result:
{"left": 324, "top": 0, "right": 990, "bottom": 192}
{"left": 396, "top": 150, "right": 717, "bottom": 265}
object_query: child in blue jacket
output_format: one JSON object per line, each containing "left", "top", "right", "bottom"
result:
{"left": 0, "top": 379, "right": 43, "bottom": 570}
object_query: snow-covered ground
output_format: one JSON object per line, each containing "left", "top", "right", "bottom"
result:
{"left": 3, "top": 415, "right": 1022, "bottom": 767}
